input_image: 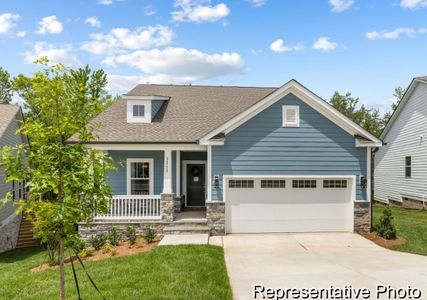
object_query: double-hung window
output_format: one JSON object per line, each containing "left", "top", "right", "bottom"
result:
{"left": 132, "top": 105, "right": 145, "bottom": 117}
{"left": 127, "top": 159, "right": 153, "bottom": 195}
{"left": 405, "top": 156, "right": 411, "bottom": 178}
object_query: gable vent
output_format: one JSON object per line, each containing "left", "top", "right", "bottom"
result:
{"left": 282, "top": 105, "right": 300, "bottom": 127}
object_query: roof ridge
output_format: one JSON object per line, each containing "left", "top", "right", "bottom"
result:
{"left": 130, "top": 83, "right": 278, "bottom": 89}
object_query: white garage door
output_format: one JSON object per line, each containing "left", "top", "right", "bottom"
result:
{"left": 225, "top": 177, "right": 354, "bottom": 233}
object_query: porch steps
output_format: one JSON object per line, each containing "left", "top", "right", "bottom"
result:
{"left": 164, "top": 218, "right": 210, "bottom": 235}
{"left": 16, "top": 215, "right": 38, "bottom": 248}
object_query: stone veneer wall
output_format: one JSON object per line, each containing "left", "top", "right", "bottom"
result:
{"left": 161, "top": 193, "right": 175, "bottom": 222}
{"left": 79, "top": 221, "right": 167, "bottom": 245}
{"left": 206, "top": 201, "right": 225, "bottom": 236}
{"left": 0, "top": 214, "right": 21, "bottom": 253}
{"left": 354, "top": 201, "right": 370, "bottom": 232}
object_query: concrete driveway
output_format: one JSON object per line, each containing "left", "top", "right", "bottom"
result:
{"left": 223, "top": 233, "right": 427, "bottom": 300}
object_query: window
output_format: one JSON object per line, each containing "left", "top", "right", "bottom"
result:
{"left": 127, "top": 159, "right": 153, "bottom": 195}
{"left": 323, "top": 180, "right": 347, "bottom": 188}
{"left": 132, "top": 105, "right": 145, "bottom": 117}
{"left": 261, "top": 180, "right": 286, "bottom": 188}
{"left": 292, "top": 180, "right": 316, "bottom": 188}
{"left": 405, "top": 156, "right": 411, "bottom": 178}
{"left": 228, "top": 180, "right": 254, "bottom": 188}
{"left": 282, "top": 105, "right": 300, "bottom": 127}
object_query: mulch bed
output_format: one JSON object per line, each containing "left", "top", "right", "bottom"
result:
{"left": 31, "top": 236, "right": 162, "bottom": 273}
{"left": 359, "top": 232, "right": 407, "bottom": 249}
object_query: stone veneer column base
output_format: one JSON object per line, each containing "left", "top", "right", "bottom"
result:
{"left": 0, "top": 213, "right": 21, "bottom": 253}
{"left": 354, "top": 201, "right": 370, "bottom": 232}
{"left": 161, "top": 193, "right": 175, "bottom": 222}
{"left": 206, "top": 201, "right": 225, "bottom": 236}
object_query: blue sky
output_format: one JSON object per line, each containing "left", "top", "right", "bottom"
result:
{"left": 1, "top": 0, "right": 426, "bottom": 113}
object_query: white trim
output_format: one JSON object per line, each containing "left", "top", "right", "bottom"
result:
{"left": 126, "top": 158, "right": 154, "bottom": 195}
{"left": 282, "top": 105, "right": 300, "bottom": 127}
{"left": 207, "top": 146, "right": 212, "bottom": 201}
{"left": 182, "top": 160, "right": 207, "bottom": 207}
{"left": 86, "top": 144, "right": 207, "bottom": 151}
{"left": 176, "top": 150, "right": 181, "bottom": 196}
{"left": 122, "top": 95, "right": 170, "bottom": 101}
{"left": 355, "top": 138, "right": 379, "bottom": 148}
{"left": 163, "top": 149, "right": 173, "bottom": 194}
{"left": 127, "top": 99, "right": 151, "bottom": 123}
{"left": 367, "top": 147, "right": 371, "bottom": 202}
{"left": 199, "top": 80, "right": 382, "bottom": 147}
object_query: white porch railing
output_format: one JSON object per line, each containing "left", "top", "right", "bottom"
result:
{"left": 94, "top": 195, "right": 161, "bottom": 221}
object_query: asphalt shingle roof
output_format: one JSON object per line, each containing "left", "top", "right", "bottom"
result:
{"left": 70, "top": 84, "right": 277, "bottom": 143}
{"left": 0, "top": 104, "right": 20, "bottom": 139}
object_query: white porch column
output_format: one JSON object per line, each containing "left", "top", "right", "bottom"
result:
{"left": 163, "top": 149, "right": 173, "bottom": 194}
{"left": 176, "top": 150, "right": 181, "bottom": 196}
{"left": 207, "top": 145, "right": 212, "bottom": 201}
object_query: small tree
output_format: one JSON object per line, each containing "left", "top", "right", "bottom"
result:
{"left": 0, "top": 66, "right": 13, "bottom": 104}
{"left": 0, "top": 59, "right": 115, "bottom": 299}
{"left": 376, "top": 206, "right": 397, "bottom": 240}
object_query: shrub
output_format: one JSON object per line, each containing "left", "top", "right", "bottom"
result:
{"left": 110, "top": 247, "right": 118, "bottom": 256}
{"left": 135, "top": 238, "right": 145, "bottom": 248}
{"left": 78, "top": 248, "right": 95, "bottom": 258}
{"left": 144, "top": 225, "right": 156, "bottom": 244}
{"left": 67, "top": 236, "right": 86, "bottom": 253}
{"left": 107, "top": 226, "right": 121, "bottom": 246}
{"left": 377, "top": 206, "right": 397, "bottom": 240}
{"left": 90, "top": 233, "right": 107, "bottom": 250}
{"left": 101, "top": 241, "right": 113, "bottom": 254}
{"left": 126, "top": 225, "right": 137, "bottom": 245}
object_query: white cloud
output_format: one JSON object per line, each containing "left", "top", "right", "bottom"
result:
{"left": 98, "top": 0, "right": 113, "bottom": 4}
{"left": 366, "top": 27, "right": 427, "bottom": 40}
{"left": 312, "top": 37, "right": 338, "bottom": 51}
{"left": 81, "top": 25, "right": 173, "bottom": 55}
{"left": 103, "top": 47, "right": 245, "bottom": 82}
{"left": 144, "top": 5, "right": 157, "bottom": 16}
{"left": 106, "top": 74, "right": 185, "bottom": 93}
{"left": 0, "top": 13, "right": 20, "bottom": 34}
{"left": 329, "top": 0, "right": 354, "bottom": 12}
{"left": 172, "top": 0, "right": 230, "bottom": 23}
{"left": 85, "top": 16, "right": 101, "bottom": 27}
{"left": 400, "top": 0, "right": 427, "bottom": 8}
{"left": 23, "top": 42, "right": 81, "bottom": 67}
{"left": 247, "top": 0, "right": 266, "bottom": 7}
{"left": 16, "top": 31, "right": 26, "bottom": 37}
{"left": 36, "top": 16, "right": 63, "bottom": 35}
{"left": 270, "top": 39, "right": 303, "bottom": 53}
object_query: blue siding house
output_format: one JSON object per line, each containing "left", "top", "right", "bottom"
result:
{"left": 71, "top": 80, "right": 382, "bottom": 237}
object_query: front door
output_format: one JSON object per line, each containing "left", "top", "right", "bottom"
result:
{"left": 186, "top": 164, "right": 206, "bottom": 207}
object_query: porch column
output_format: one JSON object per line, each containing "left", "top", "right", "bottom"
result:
{"left": 176, "top": 150, "right": 181, "bottom": 196}
{"left": 207, "top": 145, "right": 212, "bottom": 201}
{"left": 163, "top": 149, "right": 173, "bottom": 194}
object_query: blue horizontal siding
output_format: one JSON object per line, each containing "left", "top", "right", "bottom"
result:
{"left": 211, "top": 93, "right": 367, "bottom": 200}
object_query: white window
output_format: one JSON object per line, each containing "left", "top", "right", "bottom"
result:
{"left": 132, "top": 105, "right": 145, "bottom": 117}
{"left": 282, "top": 105, "right": 300, "bottom": 127}
{"left": 127, "top": 159, "right": 154, "bottom": 195}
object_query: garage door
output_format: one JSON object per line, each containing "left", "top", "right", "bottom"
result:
{"left": 225, "top": 177, "right": 353, "bottom": 233}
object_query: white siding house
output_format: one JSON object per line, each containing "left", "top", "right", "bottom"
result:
{"left": 374, "top": 76, "right": 427, "bottom": 208}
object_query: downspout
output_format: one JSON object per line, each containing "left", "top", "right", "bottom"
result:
{"left": 370, "top": 147, "right": 380, "bottom": 232}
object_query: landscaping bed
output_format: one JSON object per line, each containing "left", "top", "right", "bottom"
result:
{"left": 372, "top": 203, "right": 427, "bottom": 256}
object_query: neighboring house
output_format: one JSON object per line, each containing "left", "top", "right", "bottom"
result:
{"left": 374, "top": 76, "right": 427, "bottom": 210}
{"left": 71, "top": 80, "right": 382, "bottom": 239}
{"left": 0, "top": 104, "right": 27, "bottom": 253}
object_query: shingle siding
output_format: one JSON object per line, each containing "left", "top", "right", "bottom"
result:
{"left": 211, "top": 93, "right": 367, "bottom": 201}
{"left": 374, "top": 82, "right": 427, "bottom": 202}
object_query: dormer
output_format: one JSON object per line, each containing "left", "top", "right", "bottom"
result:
{"left": 124, "top": 95, "right": 170, "bottom": 123}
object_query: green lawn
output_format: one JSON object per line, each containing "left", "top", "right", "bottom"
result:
{"left": 373, "top": 203, "right": 427, "bottom": 255}
{"left": 0, "top": 245, "right": 232, "bottom": 300}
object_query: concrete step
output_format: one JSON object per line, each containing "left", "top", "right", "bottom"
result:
{"left": 163, "top": 225, "right": 211, "bottom": 235}
{"left": 173, "top": 219, "right": 208, "bottom": 225}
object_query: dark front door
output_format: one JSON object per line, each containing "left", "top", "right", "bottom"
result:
{"left": 186, "top": 164, "right": 206, "bottom": 207}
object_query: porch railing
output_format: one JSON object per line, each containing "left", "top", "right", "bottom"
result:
{"left": 94, "top": 195, "right": 161, "bottom": 221}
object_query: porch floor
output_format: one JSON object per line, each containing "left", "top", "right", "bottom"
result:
{"left": 175, "top": 210, "right": 206, "bottom": 221}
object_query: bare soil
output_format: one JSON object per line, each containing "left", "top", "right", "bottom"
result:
{"left": 31, "top": 236, "right": 162, "bottom": 273}
{"left": 359, "top": 232, "right": 407, "bottom": 249}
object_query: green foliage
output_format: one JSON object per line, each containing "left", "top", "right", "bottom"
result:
{"left": 126, "top": 225, "right": 137, "bottom": 245}
{"left": 0, "top": 66, "right": 13, "bottom": 104}
{"left": 90, "top": 234, "right": 107, "bottom": 250}
{"left": 78, "top": 247, "right": 95, "bottom": 258}
{"left": 376, "top": 206, "right": 397, "bottom": 240}
{"left": 101, "top": 240, "right": 113, "bottom": 254}
{"left": 107, "top": 226, "right": 121, "bottom": 246}
{"left": 66, "top": 236, "right": 86, "bottom": 253}
{"left": 329, "top": 91, "right": 385, "bottom": 137}
{"left": 144, "top": 225, "right": 156, "bottom": 244}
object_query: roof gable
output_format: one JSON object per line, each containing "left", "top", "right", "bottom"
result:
{"left": 0, "top": 104, "right": 21, "bottom": 139}
{"left": 200, "top": 80, "right": 382, "bottom": 147}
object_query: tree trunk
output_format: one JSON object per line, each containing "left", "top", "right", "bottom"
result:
{"left": 59, "top": 237, "right": 65, "bottom": 300}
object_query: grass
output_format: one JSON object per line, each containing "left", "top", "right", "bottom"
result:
{"left": 0, "top": 245, "right": 232, "bottom": 300}
{"left": 373, "top": 203, "right": 427, "bottom": 255}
